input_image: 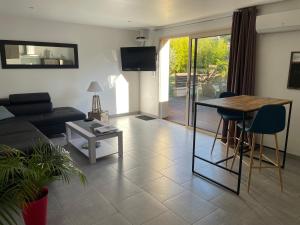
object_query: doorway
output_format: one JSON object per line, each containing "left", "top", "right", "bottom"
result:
{"left": 165, "top": 36, "right": 189, "bottom": 125}
{"left": 161, "top": 34, "right": 230, "bottom": 132}
{"left": 188, "top": 35, "right": 231, "bottom": 132}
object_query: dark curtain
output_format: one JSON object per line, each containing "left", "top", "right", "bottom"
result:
{"left": 222, "top": 7, "right": 257, "bottom": 141}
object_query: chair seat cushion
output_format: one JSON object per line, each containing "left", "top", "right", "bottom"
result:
{"left": 221, "top": 113, "right": 252, "bottom": 121}
{"left": 19, "top": 107, "right": 86, "bottom": 127}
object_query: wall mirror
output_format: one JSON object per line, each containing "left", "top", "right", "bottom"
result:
{"left": 287, "top": 52, "right": 300, "bottom": 89}
{"left": 0, "top": 40, "right": 79, "bottom": 69}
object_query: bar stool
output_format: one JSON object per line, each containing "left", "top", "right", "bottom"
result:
{"left": 231, "top": 105, "right": 285, "bottom": 192}
{"left": 211, "top": 92, "right": 249, "bottom": 166}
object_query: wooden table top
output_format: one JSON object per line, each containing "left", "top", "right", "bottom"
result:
{"left": 197, "top": 95, "right": 292, "bottom": 112}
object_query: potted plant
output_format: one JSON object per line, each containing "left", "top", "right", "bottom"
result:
{"left": 0, "top": 142, "right": 86, "bottom": 225}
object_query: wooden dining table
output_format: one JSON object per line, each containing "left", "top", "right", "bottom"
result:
{"left": 192, "top": 95, "right": 293, "bottom": 195}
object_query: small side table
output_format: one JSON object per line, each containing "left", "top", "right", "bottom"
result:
{"left": 66, "top": 119, "right": 123, "bottom": 164}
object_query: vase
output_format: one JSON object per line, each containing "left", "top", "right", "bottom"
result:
{"left": 22, "top": 187, "right": 48, "bottom": 225}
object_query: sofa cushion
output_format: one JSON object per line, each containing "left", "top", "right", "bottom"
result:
{"left": 0, "top": 98, "right": 10, "bottom": 106}
{"left": 0, "top": 106, "right": 14, "bottom": 121}
{"left": 7, "top": 102, "right": 53, "bottom": 116}
{"left": 0, "top": 118, "right": 49, "bottom": 154}
{"left": 37, "top": 123, "right": 66, "bottom": 137}
{"left": 19, "top": 107, "right": 86, "bottom": 127}
{"left": 0, "top": 131, "right": 49, "bottom": 154}
{"left": 0, "top": 118, "right": 38, "bottom": 136}
{"left": 9, "top": 93, "right": 51, "bottom": 104}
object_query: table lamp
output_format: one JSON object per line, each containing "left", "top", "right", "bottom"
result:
{"left": 87, "top": 81, "right": 103, "bottom": 114}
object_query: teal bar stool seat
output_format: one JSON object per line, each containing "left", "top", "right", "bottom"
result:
{"left": 231, "top": 105, "right": 286, "bottom": 192}
{"left": 211, "top": 92, "right": 251, "bottom": 166}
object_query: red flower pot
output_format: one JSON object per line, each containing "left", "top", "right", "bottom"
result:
{"left": 22, "top": 187, "right": 48, "bottom": 225}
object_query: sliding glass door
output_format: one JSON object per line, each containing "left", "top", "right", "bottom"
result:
{"left": 187, "top": 35, "right": 231, "bottom": 132}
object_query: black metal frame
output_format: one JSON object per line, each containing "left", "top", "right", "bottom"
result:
{"left": 192, "top": 101, "right": 292, "bottom": 195}
{"left": 0, "top": 40, "right": 79, "bottom": 69}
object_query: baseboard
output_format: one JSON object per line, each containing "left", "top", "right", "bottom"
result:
{"left": 109, "top": 111, "right": 140, "bottom": 118}
{"left": 262, "top": 144, "right": 300, "bottom": 159}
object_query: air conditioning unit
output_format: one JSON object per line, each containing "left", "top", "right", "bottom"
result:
{"left": 256, "top": 9, "right": 300, "bottom": 34}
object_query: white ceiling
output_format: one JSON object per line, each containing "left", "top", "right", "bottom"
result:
{"left": 0, "top": 0, "right": 283, "bottom": 29}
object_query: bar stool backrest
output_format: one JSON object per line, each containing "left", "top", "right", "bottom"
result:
{"left": 249, "top": 105, "right": 286, "bottom": 134}
{"left": 217, "top": 92, "right": 240, "bottom": 116}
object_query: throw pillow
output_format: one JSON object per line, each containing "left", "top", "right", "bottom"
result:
{"left": 0, "top": 106, "right": 15, "bottom": 120}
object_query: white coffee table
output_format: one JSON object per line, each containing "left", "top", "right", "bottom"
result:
{"left": 66, "top": 119, "right": 123, "bottom": 164}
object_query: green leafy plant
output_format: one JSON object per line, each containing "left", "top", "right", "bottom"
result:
{"left": 0, "top": 143, "right": 86, "bottom": 225}
{"left": 168, "top": 36, "right": 230, "bottom": 98}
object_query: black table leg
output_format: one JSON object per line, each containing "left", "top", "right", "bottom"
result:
{"left": 192, "top": 102, "right": 197, "bottom": 173}
{"left": 192, "top": 102, "right": 243, "bottom": 195}
{"left": 282, "top": 102, "right": 292, "bottom": 168}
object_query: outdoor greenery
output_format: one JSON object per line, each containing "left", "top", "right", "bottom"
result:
{"left": 169, "top": 37, "right": 190, "bottom": 74}
{"left": 0, "top": 143, "right": 86, "bottom": 225}
{"left": 169, "top": 36, "right": 230, "bottom": 77}
{"left": 196, "top": 36, "right": 230, "bottom": 78}
{"left": 169, "top": 35, "right": 230, "bottom": 98}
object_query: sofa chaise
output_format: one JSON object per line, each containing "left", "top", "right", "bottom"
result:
{"left": 0, "top": 92, "right": 86, "bottom": 153}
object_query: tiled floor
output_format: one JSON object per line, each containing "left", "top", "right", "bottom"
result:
{"left": 20, "top": 116, "right": 300, "bottom": 225}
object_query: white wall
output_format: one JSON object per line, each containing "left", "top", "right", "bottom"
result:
{"left": 0, "top": 15, "right": 139, "bottom": 115}
{"left": 140, "top": 71, "right": 159, "bottom": 116}
{"left": 139, "top": 31, "right": 160, "bottom": 117}
{"left": 256, "top": 30, "right": 300, "bottom": 156}
{"left": 255, "top": 0, "right": 300, "bottom": 156}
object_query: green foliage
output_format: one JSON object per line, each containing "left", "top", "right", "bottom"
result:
{"left": 0, "top": 143, "right": 86, "bottom": 225}
{"left": 169, "top": 35, "right": 230, "bottom": 78}
{"left": 169, "top": 37, "right": 189, "bottom": 74}
{"left": 196, "top": 36, "right": 230, "bottom": 78}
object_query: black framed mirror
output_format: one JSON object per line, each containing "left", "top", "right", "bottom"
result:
{"left": 287, "top": 52, "right": 300, "bottom": 89}
{"left": 0, "top": 40, "right": 79, "bottom": 69}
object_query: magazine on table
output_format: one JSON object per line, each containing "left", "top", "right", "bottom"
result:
{"left": 94, "top": 124, "right": 118, "bottom": 134}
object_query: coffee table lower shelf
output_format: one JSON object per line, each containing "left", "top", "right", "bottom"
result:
{"left": 68, "top": 138, "right": 118, "bottom": 161}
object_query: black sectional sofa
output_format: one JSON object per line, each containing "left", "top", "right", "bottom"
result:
{"left": 0, "top": 92, "right": 86, "bottom": 153}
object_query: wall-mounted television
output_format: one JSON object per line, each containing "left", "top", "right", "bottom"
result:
{"left": 120, "top": 46, "right": 156, "bottom": 71}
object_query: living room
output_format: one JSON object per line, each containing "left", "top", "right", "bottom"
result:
{"left": 1, "top": 0, "right": 300, "bottom": 225}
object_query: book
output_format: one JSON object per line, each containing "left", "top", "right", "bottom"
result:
{"left": 95, "top": 125, "right": 117, "bottom": 134}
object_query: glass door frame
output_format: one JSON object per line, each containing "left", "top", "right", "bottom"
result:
{"left": 185, "top": 29, "right": 231, "bottom": 128}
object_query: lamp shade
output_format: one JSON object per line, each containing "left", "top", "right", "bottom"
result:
{"left": 87, "top": 81, "right": 103, "bottom": 93}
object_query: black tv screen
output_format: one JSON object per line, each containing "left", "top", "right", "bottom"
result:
{"left": 121, "top": 46, "right": 156, "bottom": 71}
